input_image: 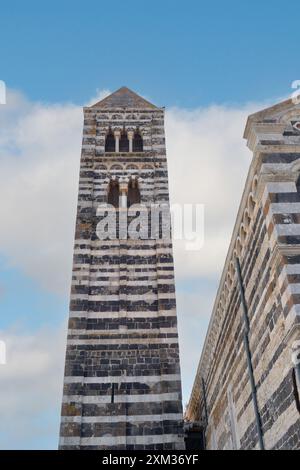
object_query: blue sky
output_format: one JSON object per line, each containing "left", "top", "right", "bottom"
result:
{"left": 0, "top": 0, "right": 299, "bottom": 450}
{"left": 1, "top": 0, "right": 299, "bottom": 107}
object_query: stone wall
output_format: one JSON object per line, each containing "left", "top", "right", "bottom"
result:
{"left": 59, "top": 89, "right": 184, "bottom": 450}
{"left": 186, "top": 99, "right": 300, "bottom": 450}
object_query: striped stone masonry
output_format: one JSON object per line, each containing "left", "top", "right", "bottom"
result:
{"left": 186, "top": 98, "right": 300, "bottom": 450}
{"left": 59, "top": 87, "right": 184, "bottom": 450}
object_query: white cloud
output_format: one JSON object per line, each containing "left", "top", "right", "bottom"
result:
{"left": 0, "top": 88, "right": 271, "bottom": 447}
{"left": 85, "top": 88, "right": 111, "bottom": 107}
{"left": 176, "top": 284, "right": 217, "bottom": 406}
{"left": 0, "top": 90, "right": 82, "bottom": 295}
{"left": 0, "top": 324, "right": 66, "bottom": 449}
{"left": 0, "top": 89, "right": 264, "bottom": 296}
{"left": 165, "top": 104, "right": 259, "bottom": 281}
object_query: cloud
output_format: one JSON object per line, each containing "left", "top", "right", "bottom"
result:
{"left": 0, "top": 88, "right": 271, "bottom": 447}
{"left": 0, "top": 89, "right": 264, "bottom": 296}
{"left": 176, "top": 282, "right": 217, "bottom": 405}
{"left": 0, "top": 90, "right": 82, "bottom": 295}
{"left": 0, "top": 324, "right": 66, "bottom": 449}
{"left": 85, "top": 88, "right": 111, "bottom": 107}
{"left": 165, "top": 104, "right": 259, "bottom": 281}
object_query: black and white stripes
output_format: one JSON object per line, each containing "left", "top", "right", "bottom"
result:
{"left": 59, "top": 87, "right": 184, "bottom": 450}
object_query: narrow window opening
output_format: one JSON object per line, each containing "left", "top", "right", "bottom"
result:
{"left": 292, "top": 368, "right": 300, "bottom": 414}
{"left": 107, "top": 180, "right": 120, "bottom": 208}
{"left": 111, "top": 383, "right": 115, "bottom": 404}
{"left": 119, "top": 131, "right": 129, "bottom": 152}
{"left": 133, "top": 131, "right": 143, "bottom": 152}
{"left": 296, "top": 174, "right": 300, "bottom": 196}
{"left": 105, "top": 129, "right": 115, "bottom": 152}
{"left": 127, "top": 179, "right": 140, "bottom": 207}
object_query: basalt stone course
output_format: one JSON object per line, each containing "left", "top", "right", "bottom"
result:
{"left": 186, "top": 98, "right": 300, "bottom": 450}
{"left": 59, "top": 87, "right": 184, "bottom": 450}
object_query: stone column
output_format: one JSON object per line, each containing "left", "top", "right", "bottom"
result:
{"left": 114, "top": 130, "right": 121, "bottom": 153}
{"left": 119, "top": 180, "right": 128, "bottom": 240}
{"left": 119, "top": 181, "right": 128, "bottom": 208}
{"left": 127, "top": 130, "right": 134, "bottom": 153}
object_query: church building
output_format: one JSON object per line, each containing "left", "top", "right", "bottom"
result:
{"left": 186, "top": 98, "right": 300, "bottom": 450}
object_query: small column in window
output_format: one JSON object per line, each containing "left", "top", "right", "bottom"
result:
{"left": 119, "top": 181, "right": 128, "bottom": 208}
{"left": 114, "top": 130, "right": 121, "bottom": 153}
{"left": 127, "top": 130, "right": 134, "bottom": 153}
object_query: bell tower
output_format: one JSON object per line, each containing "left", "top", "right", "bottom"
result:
{"left": 59, "top": 87, "right": 184, "bottom": 450}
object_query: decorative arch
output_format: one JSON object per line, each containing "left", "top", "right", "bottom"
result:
{"left": 291, "top": 158, "right": 300, "bottom": 174}
{"left": 252, "top": 176, "right": 258, "bottom": 194}
{"left": 229, "top": 261, "right": 235, "bottom": 279}
{"left": 224, "top": 282, "right": 229, "bottom": 297}
{"left": 248, "top": 193, "right": 256, "bottom": 215}
{"left": 110, "top": 164, "right": 123, "bottom": 171}
{"left": 126, "top": 164, "right": 139, "bottom": 171}
{"left": 240, "top": 225, "right": 247, "bottom": 244}
{"left": 141, "top": 164, "right": 154, "bottom": 170}
{"left": 236, "top": 238, "right": 242, "bottom": 257}
{"left": 97, "top": 164, "right": 108, "bottom": 171}
{"left": 278, "top": 109, "right": 300, "bottom": 124}
{"left": 243, "top": 210, "right": 251, "bottom": 229}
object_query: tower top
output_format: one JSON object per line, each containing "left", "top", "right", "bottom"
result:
{"left": 90, "top": 86, "right": 158, "bottom": 110}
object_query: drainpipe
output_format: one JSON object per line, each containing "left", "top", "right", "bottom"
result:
{"left": 235, "top": 257, "right": 265, "bottom": 450}
{"left": 292, "top": 341, "right": 300, "bottom": 413}
{"left": 201, "top": 377, "right": 208, "bottom": 449}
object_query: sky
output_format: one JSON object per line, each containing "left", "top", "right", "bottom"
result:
{"left": 0, "top": 0, "right": 299, "bottom": 450}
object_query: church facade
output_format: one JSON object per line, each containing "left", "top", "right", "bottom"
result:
{"left": 186, "top": 98, "right": 300, "bottom": 450}
{"left": 59, "top": 88, "right": 184, "bottom": 450}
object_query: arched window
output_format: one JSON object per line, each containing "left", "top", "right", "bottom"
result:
{"left": 127, "top": 179, "right": 140, "bottom": 207}
{"left": 133, "top": 131, "right": 143, "bottom": 152}
{"left": 107, "top": 180, "right": 119, "bottom": 208}
{"left": 105, "top": 130, "right": 115, "bottom": 152}
{"left": 119, "top": 131, "right": 129, "bottom": 152}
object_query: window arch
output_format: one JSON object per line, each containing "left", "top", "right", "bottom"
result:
{"left": 236, "top": 239, "right": 242, "bottom": 257}
{"left": 243, "top": 210, "right": 251, "bottom": 229}
{"left": 119, "top": 130, "right": 129, "bottom": 152}
{"left": 107, "top": 180, "right": 119, "bottom": 208}
{"left": 133, "top": 131, "right": 143, "bottom": 152}
{"left": 105, "top": 129, "right": 115, "bottom": 152}
{"left": 240, "top": 225, "right": 247, "bottom": 244}
{"left": 248, "top": 194, "right": 256, "bottom": 215}
{"left": 110, "top": 164, "right": 123, "bottom": 171}
{"left": 127, "top": 178, "right": 141, "bottom": 207}
{"left": 252, "top": 176, "right": 258, "bottom": 194}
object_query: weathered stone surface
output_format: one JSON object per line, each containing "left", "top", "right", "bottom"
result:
{"left": 59, "top": 88, "right": 184, "bottom": 450}
{"left": 186, "top": 98, "right": 300, "bottom": 450}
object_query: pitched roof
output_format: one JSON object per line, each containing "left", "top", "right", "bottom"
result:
{"left": 90, "top": 86, "right": 158, "bottom": 109}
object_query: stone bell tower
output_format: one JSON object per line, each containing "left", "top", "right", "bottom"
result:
{"left": 59, "top": 87, "right": 185, "bottom": 450}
